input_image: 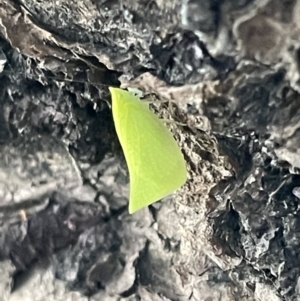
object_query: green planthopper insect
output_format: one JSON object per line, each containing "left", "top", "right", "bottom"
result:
{"left": 110, "top": 87, "right": 187, "bottom": 214}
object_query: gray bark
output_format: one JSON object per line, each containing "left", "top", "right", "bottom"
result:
{"left": 0, "top": 0, "right": 299, "bottom": 300}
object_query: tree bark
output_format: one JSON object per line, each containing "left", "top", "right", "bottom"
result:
{"left": 0, "top": 0, "right": 299, "bottom": 300}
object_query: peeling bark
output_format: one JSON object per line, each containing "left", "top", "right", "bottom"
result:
{"left": 0, "top": 0, "right": 300, "bottom": 300}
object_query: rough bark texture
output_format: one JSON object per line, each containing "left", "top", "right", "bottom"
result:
{"left": 0, "top": 0, "right": 300, "bottom": 300}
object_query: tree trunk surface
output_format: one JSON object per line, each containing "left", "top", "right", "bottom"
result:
{"left": 0, "top": 0, "right": 299, "bottom": 300}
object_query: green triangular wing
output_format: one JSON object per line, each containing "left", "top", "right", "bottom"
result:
{"left": 110, "top": 87, "right": 187, "bottom": 213}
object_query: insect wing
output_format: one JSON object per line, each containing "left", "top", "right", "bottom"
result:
{"left": 110, "top": 88, "right": 187, "bottom": 213}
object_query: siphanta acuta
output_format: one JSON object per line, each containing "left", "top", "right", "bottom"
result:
{"left": 109, "top": 87, "right": 187, "bottom": 214}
